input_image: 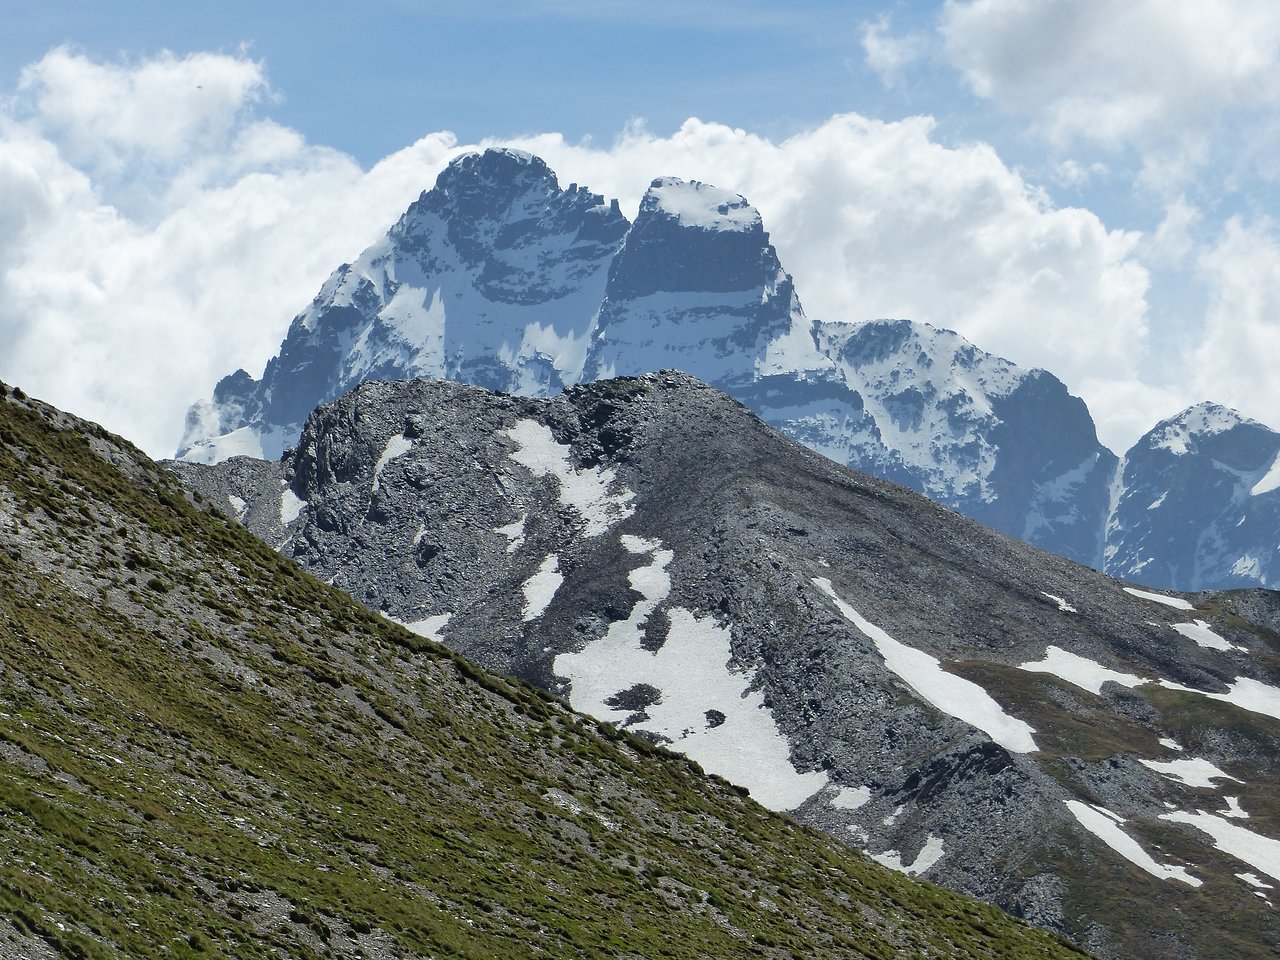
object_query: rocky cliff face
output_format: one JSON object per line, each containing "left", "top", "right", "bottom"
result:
{"left": 174, "top": 373, "right": 1280, "bottom": 960}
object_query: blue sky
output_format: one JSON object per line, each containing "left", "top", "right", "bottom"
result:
{"left": 2, "top": 1, "right": 1278, "bottom": 455}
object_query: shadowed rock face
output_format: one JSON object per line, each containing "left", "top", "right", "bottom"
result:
{"left": 175, "top": 372, "right": 1280, "bottom": 960}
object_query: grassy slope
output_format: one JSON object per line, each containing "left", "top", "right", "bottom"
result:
{"left": 0, "top": 383, "right": 1086, "bottom": 960}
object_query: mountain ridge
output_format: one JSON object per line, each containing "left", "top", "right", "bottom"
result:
{"left": 174, "top": 370, "right": 1280, "bottom": 960}
{"left": 178, "top": 147, "right": 1280, "bottom": 592}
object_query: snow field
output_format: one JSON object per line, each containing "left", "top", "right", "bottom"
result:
{"left": 521, "top": 554, "right": 563, "bottom": 622}
{"left": 1123, "top": 587, "right": 1196, "bottom": 610}
{"left": 1159, "top": 811, "right": 1280, "bottom": 882}
{"left": 1040, "top": 592, "right": 1078, "bottom": 613}
{"left": 556, "top": 536, "right": 828, "bottom": 811}
{"left": 1138, "top": 757, "right": 1240, "bottom": 789}
{"left": 871, "top": 836, "right": 946, "bottom": 877}
{"left": 505, "top": 420, "right": 635, "bottom": 537}
{"left": 1017, "top": 646, "right": 1147, "bottom": 695}
{"left": 1063, "top": 801, "right": 1201, "bottom": 887}
{"left": 494, "top": 514, "right": 527, "bottom": 553}
{"left": 371, "top": 434, "right": 414, "bottom": 493}
{"left": 813, "top": 578, "right": 1038, "bottom": 753}
{"left": 1172, "top": 619, "right": 1242, "bottom": 652}
{"left": 380, "top": 612, "right": 452, "bottom": 642}
{"left": 279, "top": 486, "right": 306, "bottom": 525}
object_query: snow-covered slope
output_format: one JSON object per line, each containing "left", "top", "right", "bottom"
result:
{"left": 178, "top": 149, "right": 629, "bottom": 462}
{"left": 1106, "top": 403, "right": 1280, "bottom": 590}
{"left": 178, "top": 148, "right": 1275, "bottom": 589}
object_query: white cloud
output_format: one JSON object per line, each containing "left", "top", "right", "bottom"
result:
{"left": 0, "top": 47, "right": 1169, "bottom": 457}
{"left": 861, "top": 14, "right": 928, "bottom": 87}
{"left": 0, "top": 48, "right": 466, "bottom": 457}
{"left": 503, "top": 115, "right": 1152, "bottom": 448}
{"left": 941, "top": 0, "right": 1280, "bottom": 190}
{"left": 1192, "top": 218, "right": 1280, "bottom": 429}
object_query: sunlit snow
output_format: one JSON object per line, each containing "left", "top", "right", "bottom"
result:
{"left": 647, "top": 177, "right": 762, "bottom": 233}
{"left": 279, "top": 487, "right": 306, "bottom": 525}
{"left": 1160, "top": 810, "right": 1280, "bottom": 882}
{"left": 871, "top": 835, "right": 946, "bottom": 877}
{"left": 1172, "top": 619, "right": 1242, "bottom": 652}
{"left": 830, "top": 785, "right": 872, "bottom": 810}
{"left": 1159, "top": 676, "right": 1280, "bottom": 722}
{"left": 1017, "top": 645, "right": 1147, "bottom": 695}
{"left": 522, "top": 554, "right": 563, "bottom": 622}
{"left": 1220, "top": 797, "right": 1249, "bottom": 819}
{"left": 372, "top": 434, "right": 414, "bottom": 492}
{"left": 1139, "top": 757, "right": 1240, "bottom": 789}
{"left": 556, "top": 537, "right": 828, "bottom": 811}
{"left": 1064, "top": 801, "right": 1201, "bottom": 886}
{"left": 1123, "top": 587, "right": 1196, "bottom": 610}
{"left": 1040, "top": 592, "right": 1078, "bottom": 613}
{"left": 506, "top": 420, "right": 635, "bottom": 537}
{"left": 381, "top": 612, "right": 452, "bottom": 642}
{"left": 494, "top": 514, "right": 527, "bottom": 553}
{"left": 1250, "top": 450, "right": 1280, "bottom": 496}
{"left": 814, "top": 578, "right": 1038, "bottom": 753}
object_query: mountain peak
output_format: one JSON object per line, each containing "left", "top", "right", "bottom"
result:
{"left": 1144, "top": 401, "right": 1261, "bottom": 456}
{"left": 643, "top": 176, "right": 763, "bottom": 234}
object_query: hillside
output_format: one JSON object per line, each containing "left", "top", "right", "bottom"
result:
{"left": 174, "top": 373, "right": 1280, "bottom": 960}
{"left": 0, "top": 379, "right": 1087, "bottom": 958}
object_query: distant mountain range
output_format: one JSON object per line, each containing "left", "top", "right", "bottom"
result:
{"left": 177, "top": 147, "right": 1280, "bottom": 592}
{"left": 173, "top": 372, "right": 1280, "bottom": 960}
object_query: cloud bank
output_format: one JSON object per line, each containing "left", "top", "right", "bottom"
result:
{"left": 0, "top": 44, "right": 1254, "bottom": 458}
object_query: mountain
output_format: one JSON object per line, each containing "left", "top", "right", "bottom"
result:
{"left": 178, "top": 148, "right": 1120, "bottom": 573}
{"left": 1107, "top": 403, "right": 1280, "bottom": 591}
{"left": 0, "top": 379, "right": 1091, "bottom": 958}
{"left": 174, "top": 372, "right": 1280, "bottom": 960}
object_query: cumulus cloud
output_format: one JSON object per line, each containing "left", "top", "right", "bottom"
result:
{"left": 861, "top": 14, "right": 929, "bottom": 87}
{"left": 502, "top": 116, "right": 1152, "bottom": 448}
{"left": 0, "top": 47, "right": 467, "bottom": 457}
{"left": 1192, "top": 218, "right": 1280, "bottom": 428}
{"left": 941, "top": 0, "right": 1280, "bottom": 157}
{"left": 0, "top": 46, "right": 1171, "bottom": 456}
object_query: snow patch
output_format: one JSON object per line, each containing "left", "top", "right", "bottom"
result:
{"left": 495, "top": 514, "right": 527, "bottom": 553}
{"left": 1221, "top": 797, "right": 1249, "bottom": 819}
{"left": 505, "top": 420, "right": 635, "bottom": 537}
{"left": 1172, "top": 619, "right": 1242, "bottom": 652}
{"left": 1040, "top": 592, "right": 1077, "bottom": 613}
{"left": 814, "top": 578, "right": 1038, "bottom": 753}
{"left": 556, "top": 537, "right": 827, "bottom": 811}
{"left": 1250, "top": 450, "right": 1280, "bottom": 496}
{"left": 227, "top": 494, "right": 246, "bottom": 517}
{"left": 871, "top": 836, "right": 946, "bottom": 877}
{"left": 1065, "top": 801, "right": 1201, "bottom": 886}
{"left": 1139, "top": 757, "right": 1240, "bottom": 789}
{"left": 522, "top": 554, "right": 563, "bottom": 622}
{"left": 1159, "top": 737, "right": 1184, "bottom": 752}
{"left": 372, "top": 434, "right": 414, "bottom": 493}
{"left": 381, "top": 612, "right": 451, "bottom": 642}
{"left": 1159, "top": 676, "right": 1280, "bottom": 722}
{"left": 1237, "top": 872, "right": 1273, "bottom": 890}
{"left": 179, "top": 425, "right": 264, "bottom": 464}
{"left": 830, "top": 785, "right": 872, "bottom": 811}
{"left": 647, "top": 177, "right": 762, "bottom": 233}
{"left": 1160, "top": 810, "right": 1280, "bottom": 882}
{"left": 1123, "top": 587, "right": 1196, "bottom": 610}
{"left": 1017, "top": 646, "right": 1148, "bottom": 695}
{"left": 279, "top": 487, "right": 306, "bottom": 526}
